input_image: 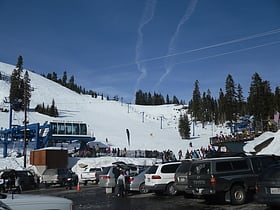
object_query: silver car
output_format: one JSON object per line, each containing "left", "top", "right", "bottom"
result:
{"left": 98, "top": 166, "right": 120, "bottom": 189}
{"left": 98, "top": 164, "right": 145, "bottom": 193}
{"left": 127, "top": 166, "right": 150, "bottom": 194}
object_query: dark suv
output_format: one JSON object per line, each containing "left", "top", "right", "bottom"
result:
{"left": 174, "top": 159, "right": 192, "bottom": 195}
{"left": 0, "top": 169, "right": 37, "bottom": 192}
{"left": 185, "top": 154, "right": 280, "bottom": 205}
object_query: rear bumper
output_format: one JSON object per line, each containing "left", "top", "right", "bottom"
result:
{"left": 256, "top": 194, "right": 280, "bottom": 206}
{"left": 145, "top": 184, "right": 167, "bottom": 192}
{"left": 175, "top": 184, "right": 188, "bottom": 192}
{"left": 185, "top": 188, "right": 215, "bottom": 195}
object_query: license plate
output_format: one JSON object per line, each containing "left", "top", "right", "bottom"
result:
{"left": 147, "top": 178, "right": 150, "bottom": 182}
{"left": 179, "top": 177, "right": 186, "bottom": 182}
{"left": 193, "top": 180, "right": 205, "bottom": 185}
{"left": 270, "top": 187, "right": 280, "bottom": 194}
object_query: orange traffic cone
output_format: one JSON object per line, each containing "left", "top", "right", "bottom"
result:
{"left": 76, "top": 182, "right": 81, "bottom": 191}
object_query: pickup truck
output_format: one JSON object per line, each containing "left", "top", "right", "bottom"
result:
{"left": 41, "top": 168, "right": 78, "bottom": 187}
{"left": 80, "top": 167, "right": 102, "bottom": 185}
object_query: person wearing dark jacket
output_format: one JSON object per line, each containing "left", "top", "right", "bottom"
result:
{"left": 115, "top": 171, "right": 126, "bottom": 197}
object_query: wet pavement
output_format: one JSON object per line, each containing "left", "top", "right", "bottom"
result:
{"left": 26, "top": 185, "right": 269, "bottom": 210}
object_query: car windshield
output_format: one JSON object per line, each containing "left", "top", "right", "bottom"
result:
{"left": 145, "top": 165, "right": 158, "bottom": 174}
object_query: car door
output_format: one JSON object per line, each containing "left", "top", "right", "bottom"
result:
{"left": 160, "top": 163, "right": 180, "bottom": 184}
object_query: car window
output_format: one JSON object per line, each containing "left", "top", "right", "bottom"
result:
{"left": 251, "top": 158, "right": 262, "bottom": 173}
{"left": 161, "top": 163, "right": 180, "bottom": 173}
{"left": 145, "top": 165, "right": 158, "bottom": 174}
{"left": 190, "top": 162, "right": 210, "bottom": 175}
{"left": 231, "top": 160, "right": 249, "bottom": 170}
{"left": 216, "top": 161, "right": 232, "bottom": 172}
{"left": 216, "top": 160, "right": 249, "bottom": 172}
{"left": 101, "top": 167, "right": 111, "bottom": 174}
{"left": 260, "top": 165, "right": 280, "bottom": 180}
{"left": 176, "top": 161, "right": 192, "bottom": 173}
{"left": 251, "top": 156, "right": 278, "bottom": 173}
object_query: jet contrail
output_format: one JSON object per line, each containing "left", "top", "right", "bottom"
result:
{"left": 134, "top": 0, "right": 157, "bottom": 93}
{"left": 172, "top": 40, "right": 280, "bottom": 66}
{"left": 154, "top": 0, "right": 198, "bottom": 90}
{"left": 90, "top": 27, "right": 280, "bottom": 72}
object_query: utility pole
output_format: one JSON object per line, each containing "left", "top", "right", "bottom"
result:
{"left": 141, "top": 112, "right": 144, "bottom": 123}
{"left": 23, "top": 84, "right": 27, "bottom": 168}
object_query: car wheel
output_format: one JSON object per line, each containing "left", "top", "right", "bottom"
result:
{"left": 230, "top": 185, "right": 246, "bottom": 205}
{"left": 166, "top": 182, "right": 177, "bottom": 196}
{"left": 139, "top": 183, "right": 148, "bottom": 194}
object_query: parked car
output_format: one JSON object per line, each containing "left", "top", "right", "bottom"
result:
{"left": 255, "top": 163, "right": 280, "bottom": 208}
{"left": 0, "top": 193, "right": 74, "bottom": 210}
{"left": 127, "top": 166, "right": 150, "bottom": 194}
{"left": 98, "top": 166, "right": 120, "bottom": 191}
{"left": 0, "top": 169, "right": 37, "bottom": 193}
{"left": 186, "top": 154, "right": 280, "bottom": 205}
{"left": 174, "top": 159, "right": 192, "bottom": 195}
{"left": 41, "top": 168, "right": 78, "bottom": 187}
{"left": 145, "top": 161, "right": 181, "bottom": 195}
{"left": 80, "top": 167, "right": 102, "bottom": 185}
{"left": 99, "top": 163, "right": 143, "bottom": 193}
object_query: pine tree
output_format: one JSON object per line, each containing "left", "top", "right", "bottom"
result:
{"left": 189, "top": 80, "right": 202, "bottom": 121}
{"left": 178, "top": 113, "right": 190, "bottom": 139}
{"left": 236, "top": 83, "right": 246, "bottom": 115}
{"left": 217, "top": 88, "right": 226, "bottom": 123}
{"left": 247, "top": 73, "right": 273, "bottom": 121}
{"left": 10, "top": 55, "right": 24, "bottom": 111}
{"left": 69, "top": 75, "right": 75, "bottom": 90}
{"left": 225, "top": 74, "right": 237, "bottom": 121}
{"left": 52, "top": 72, "right": 58, "bottom": 82}
{"left": 62, "top": 71, "right": 67, "bottom": 86}
{"left": 49, "top": 99, "right": 59, "bottom": 117}
{"left": 23, "top": 70, "right": 32, "bottom": 111}
{"left": 274, "top": 87, "right": 280, "bottom": 113}
{"left": 173, "top": 96, "right": 179, "bottom": 104}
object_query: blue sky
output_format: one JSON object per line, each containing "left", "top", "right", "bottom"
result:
{"left": 0, "top": 0, "right": 280, "bottom": 103}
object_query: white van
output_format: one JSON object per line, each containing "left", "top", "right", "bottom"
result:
{"left": 145, "top": 161, "right": 181, "bottom": 195}
{"left": 0, "top": 193, "right": 74, "bottom": 210}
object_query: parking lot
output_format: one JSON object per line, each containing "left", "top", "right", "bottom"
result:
{"left": 25, "top": 185, "right": 270, "bottom": 210}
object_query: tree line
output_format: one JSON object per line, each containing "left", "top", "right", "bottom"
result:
{"left": 186, "top": 73, "right": 280, "bottom": 132}
{"left": 135, "top": 90, "right": 184, "bottom": 105}
{"left": 42, "top": 71, "right": 98, "bottom": 97}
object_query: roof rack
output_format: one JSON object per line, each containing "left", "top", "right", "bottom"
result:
{"left": 205, "top": 152, "right": 248, "bottom": 158}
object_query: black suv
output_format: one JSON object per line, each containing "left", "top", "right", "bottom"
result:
{"left": 174, "top": 159, "right": 192, "bottom": 195}
{"left": 185, "top": 154, "right": 280, "bottom": 205}
{"left": 0, "top": 169, "right": 37, "bottom": 192}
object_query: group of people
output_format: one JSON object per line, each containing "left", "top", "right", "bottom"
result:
{"left": 182, "top": 145, "right": 217, "bottom": 159}
{"left": 111, "top": 147, "right": 127, "bottom": 157}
